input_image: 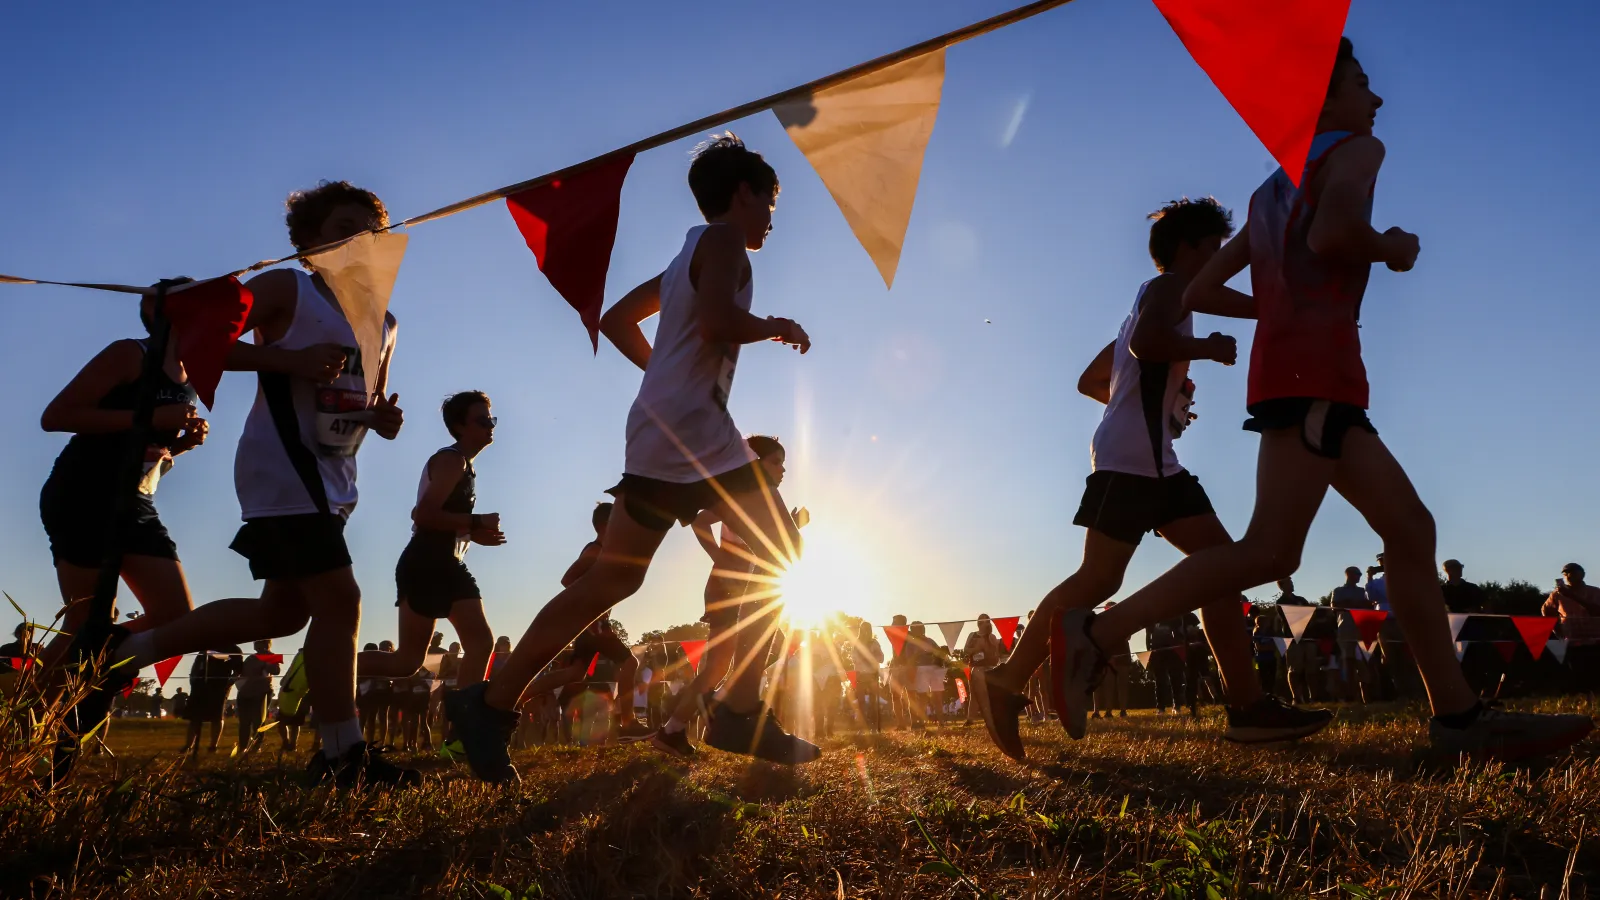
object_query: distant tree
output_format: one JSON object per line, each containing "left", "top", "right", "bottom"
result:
{"left": 639, "top": 622, "right": 710, "bottom": 645}
{"left": 1479, "top": 580, "right": 1546, "bottom": 616}
{"left": 607, "top": 619, "right": 630, "bottom": 646}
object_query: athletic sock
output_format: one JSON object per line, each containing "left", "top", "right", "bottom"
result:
{"left": 320, "top": 718, "right": 365, "bottom": 760}
{"left": 121, "top": 631, "right": 159, "bottom": 670}
{"left": 663, "top": 716, "right": 688, "bottom": 734}
{"left": 1432, "top": 702, "right": 1484, "bottom": 730}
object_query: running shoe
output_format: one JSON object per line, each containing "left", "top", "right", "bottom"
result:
{"left": 444, "top": 682, "right": 520, "bottom": 784}
{"left": 1224, "top": 697, "right": 1334, "bottom": 744}
{"left": 616, "top": 718, "right": 654, "bottom": 741}
{"left": 1053, "top": 609, "right": 1107, "bottom": 740}
{"left": 649, "top": 726, "right": 696, "bottom": 759}
{"left": 1428, "top": 703, "right": 1594, "bottom": 763}
{"left": 51, "top": 623, "right": 136, "bottom": 786}
{"left": 704, "top": 705, "right": 821, "bottom": 764}
{"left": 308, "top": 743, "right": 423, "bottom": 788}
{"left": 972, "top": 666, "right": 1030, "bottom": 761}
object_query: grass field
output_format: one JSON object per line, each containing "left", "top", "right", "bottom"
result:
{"left": 2, "top": 698, "right": 1595, "bottom": 899}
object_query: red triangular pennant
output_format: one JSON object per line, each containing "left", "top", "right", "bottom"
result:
{"left": 255, "top": 652, "right": 284, "bottom": 665}
{"left": 993, "top": 616, "right": 1020, "bottom": 651}
{"left": 121, "top": 683, "right": 135, "bottom": 698}
{"left": 1316, "top": 638, "right": 1334, "bottom": 658}
{"left": 963, "top": 666, "right": 972, "bottom": 684}
{"left": 166, "top": 276, "right": 253, "bottom": 409}
{"left": 1348, "top": 609, "right": 1387, "bottom": 646}
{"left": 678, "top": 639, "right": 707, "bottom": 671}
{"left": 1152, "top": 0, "right": 1352, "bottom": 185}
{"left": 484, "top": 652, "right": 496, "bottom": 680}
{"left": 1493, "top": 641, "right": 1518, "bottom": 665}
{"left": 585, "top": 652, "right": 600, "bottom": 678}
{"left": 1241, "top": 600, "right": 1254, "bottom": 618}
{"left": 506, "top": 154, "right": 635, "bottom": 351}
{"left": 153, "top": 655, "right": 182, "bottom": 687}
{"left": 1511, "top": 617, "right": 1558, "bottom": 660}
{"left": 1174, "top": 643, "right": 1188, "bottom": 663}
{"left": 883, "top": 625, "right": 908, "bottom": 658}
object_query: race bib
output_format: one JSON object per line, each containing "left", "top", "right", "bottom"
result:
{"left": 712, "top": 347, "right": 739, "bottom": 411}
{"left": 1168, "top": 378, "right": 1197, "bottom": 439}
{"left": 315, "top": 388, "right": 372, "bottom": 458}
{"left": 137, "top": 446, "right": 173, "bottom": 496}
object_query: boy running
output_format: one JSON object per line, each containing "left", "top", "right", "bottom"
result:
{"left": 447, "top": 134, "right": 814, "bottom": 782}
{"left": 974, "top": 198, "right": 1332, "bottom": 760}
{"left": 79, "top": 181, "right": 421, "bottom": 787}
{"left": 1053, "top": 38, "right": 1592, "bottom": 761}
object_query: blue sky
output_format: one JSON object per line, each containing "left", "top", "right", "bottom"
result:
{"left": 1, "top": 0, "right": 1595, "bottom": 672}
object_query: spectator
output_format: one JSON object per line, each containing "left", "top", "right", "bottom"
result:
{"left": 886, "top": 614, "right": 913, "bottom": 729}
{"left": 171, "top": 687, "right": 189, "bottom": 719}
{"left": 1251, "top": 615, "right": 1279, "bottom": 698}
{"left": 184, "top": 646, "right": 241, "bottom": 756}
{"left": 1145, "top": 616, "right": 1186, "bottom": 714}
{"left": 150, "top": 686, "right": 165, "bottom": 719}
{"left": 1092, "top": 603, "right": 1131, "bottom": 719}
{"left": 1275, "top": 577, "right": 1311, "bottom": 606}
{"left": 850, "top": 621, "right": 885, "bottom": 731}
{"left": 1330, "top": 567, "right": 1376, "bottom": 702}
{"left": 1441, "top": 560, "right": 1498, "bottom": 696}
{"left": 1274, "top": 578, "right": 1323, "bottom": 704}
{"left": 235, "top": 639, "right": 280, "bottom": 755}
{"left": 962, "top": 615, "right": 1002, "bottom": 725}
{"left": 1366, "top": 554, "right": 1389, "bottom": 612}
{"left": 1545, "top": 563, "right": 1600, "bottom": 690}
{"left": 0, "top": 623, "right": 39, "bottom": 670}
{"left": 906, "top": 621, "right": 941, "bottom": 728}
{"left": 1440, "top": 560, "right": 1486, "bottom": 614}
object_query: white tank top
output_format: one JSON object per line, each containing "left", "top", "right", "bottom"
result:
{"left": 235, "top": 270, "right": 395, "bottom": 519}
{"left": 623, "top": 224, "right": 758, "bottom": 483}
{"left": 1089, "top": 279, "right": 1194, "bottom": 478}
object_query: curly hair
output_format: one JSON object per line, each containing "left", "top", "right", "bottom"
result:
{"left": 1147, "top": 197, "right": 1234, "bottom": 272}
{"left": 746, "top": 434, "right": 785, "bottom": 460}
{"left": 687, "top": 133, "right": 779, "bottom": 219}
{"left": 284, "top": 181, "right": 388, "bottom": 263}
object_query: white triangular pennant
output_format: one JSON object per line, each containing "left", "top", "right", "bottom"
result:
{"left": 1447, "top": 614, "right": 1470, "bottom": 642}
{"left": 1271, "top": 637, "right": 1291, "bottom": 657}
{"left": 773, "top": 49, "right": 944, "bottom": 288}
{"left": 1454, "top": 641, "right": 1468, "bottom": 662}
{"left": 937, "top": 621, "right": 965, "bottom": 652}
{"left": 1548, "top": 638, "right": 1569, "bottom": 664}
{"left": 1281, "top": 605, "right": 1317, "bottom": 643}
{"left": 307, "top": 231, "right": 408, "bottom": 400}
{"left": 1135, "top": 650, "right": 1152, "bottom": 669}
{"left": 1357, "top": 641, "right": 1376, "bottom": 661}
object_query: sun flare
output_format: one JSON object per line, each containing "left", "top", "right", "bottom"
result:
{"left": 775, "top": 519, "right": 878, "bottom": 631}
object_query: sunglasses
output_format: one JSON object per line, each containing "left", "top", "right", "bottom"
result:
{"left": 474, "top": 416, "right": 497, "bottom": 428}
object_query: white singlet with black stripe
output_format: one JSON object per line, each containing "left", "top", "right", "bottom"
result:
{"left": 235, "top": 270, "right": 395, "bottom": 520}
{"left": 1089, "top": 279, "right": 1194, "bottom": 478}
{"left": 623, "top": 224, "right": 758, "bottom": 483}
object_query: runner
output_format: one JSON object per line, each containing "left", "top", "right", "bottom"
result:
{"left": 1050, "top": 38, "right": 1593, "bottom": 761}
{"left": 649, "top": 435, "right": 800, "bottom": 757}
{"left": 79, "top": 180, "right": 422, "bottom": 787}
{"left": 447, "top": 134, "right": 815, "bottom": 782}
{"left": 530, "top": 617, "right": 648, "bottom": 740}
{"left": 358, "top": 392, "right": 501, "bottom": 701}
{"left": 35, "top": 292, "right": 208, "bottom": 672}
{"left": 973, "top": 196, "right": 1332, "bottom": 760}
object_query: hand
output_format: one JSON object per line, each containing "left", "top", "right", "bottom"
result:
{"left": 1203, "top": 332, "right": 1238, "bottom": 366}
{"left": 152, "top": 404, "right": 201, "bottom": 432}
{"left": 290, "top": 343, "right": 348, "bottom": 384}
{"left": 770, "top": 317, "right": 811, "bottom": 354}
{"left": 371, "top": 393, "right": 403, "bottom": 440}
{"left": 1382, "top": 227, "right": 1420, "bottom": 272}
{"left": 172, "top": 413, "right": 209, "bottom": 452}
{"left": 792, "top": 506, "right": 811, "bottom": 529}
{"left": 471, "top": 512, "right": 505, "bottom": 546}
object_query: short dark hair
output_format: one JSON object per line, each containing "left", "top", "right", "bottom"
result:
{"left": 746, "top": 434, "right": 785, "bottom": 460}
{"left": 285, "top": 181, "right": 388, "bottom": 258}
{"left": 592, "top": 502, "right": 614, "bottom": 532}
{"left": 688, "top": 133, "right": 778, "bottom": 219}
{"left": 1327, "top": 37, "right": 1357, "bottom": 99}
{"left": 1148, "top": 197, "right": 1234, "bottom": 272}
{"left": 441, "top": 390, "right": 490, "bottom": 438}
{"left": 1564, "top": 563, "right": 1586, "bottom": 578}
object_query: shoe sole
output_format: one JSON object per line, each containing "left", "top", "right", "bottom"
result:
{"left": 444, "top": 691, "right": 517, "bottom": 784}
{"left": 972, "top": 668, "right": 1026, "bottom": 761}
{"left": 1479, "top": 718, "right": 1595, "bottom": 763}
{"left": 1057, "top": 613, "right": 1093, "bottom": 741}
{"left": 1225, "top": 717, "right": 1333, "bottom": 745}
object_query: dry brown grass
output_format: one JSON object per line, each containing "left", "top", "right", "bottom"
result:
{"left": 1, "top": 698, "right": 1595, "bottom": 899}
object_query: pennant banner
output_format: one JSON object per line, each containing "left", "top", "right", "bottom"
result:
{"left": 1511, "top": 616, "right": 1557, "bottom": 660}
{"left": 585, "top": 652, "right": 600, "bottom": 678}
{"left": 993, "top": 616, "right": 1020, "bottom": 651}
{"left": 1356, "top": 641, "right": 1376, "bottom": 662}
{"left": 165, "top": 277, "right": 253, "bottom": 409}
{"left": 306, "top": 231, "right": 408, "bottom": 400}
{"left": 256, "top": 652, "right": 284, "bottom": 665}
{"left": 845, "top": 670, "right": 858, "bottom": 688}
{"left": 774, "top": 49, "right": 945, "bottom": 288}
{"left": 1282, "top": 605, "right": 1317, "bottom": 643}
{"left": 1492, "top": 641, "right": 1518, "bottom": 665}
{"left": 1448, "top": 614, "right": 1471, "bottom": 642}
{"left": 1135, "top": 650, "right": 1152, "bottom": 669}
{"left": 937, "top": 621, "right": 965, "bottom": 651}
{"left": 1454, "top": 642, "right": 1468, "bottom": 662}
{"left": 1241, "top": 600, "right": 1254, "bottom": 618}
{"left": 153, "top": 656, "right": 182, "bottom": 688}
{"left": 506, "top": 153, "right": 635, "bottom": 350}
{"left": 1152, "top": 0, "right": 1352, "bottom": 185}
{"left": 678, "top": 639, "right": 707, "bottom": 671}
{"left": 1271, "top": 637, "right": 1291, "bottom": 658}
{"left": 882, "top": 624, "right": 909, "bottom": 659}
{"left": 1548, "top": 639, "right": 1569, "bottom": 664}
{"left": 1348, "top": 609, "right": 1387, "bottom": 646}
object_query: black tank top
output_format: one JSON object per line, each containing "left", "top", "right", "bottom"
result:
{"left": 409, "top": 448, "right": 476, "bottom": 558}
{"left": 48, "top": 340, "right": 198, "bottom": 496}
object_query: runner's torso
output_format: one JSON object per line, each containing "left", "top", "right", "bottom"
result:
{"left": 624, "top": 224, "right": 758, "bottom": 483}
{"left": 235, "top": 271, "right": 395, "bottom": 519}
{"left": 1091, "top": 279, "right": 1193, "bottom": 477}
{"left": 408, "top": 446, "right": 475, "bottom": 559}
{"left": 50, "top": 339, "right": 197, "bottom": 498}
{"left": 1247, "top": 131, "right": 1373, "bottom": 407}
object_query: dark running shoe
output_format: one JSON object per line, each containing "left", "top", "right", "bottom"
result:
{"left": 1224, "top": 696, "right": 1334, "bottom": 744}
{"left": 649, "top": 726, "right": 696, "bottom": 759}
{"left": 972, "top": 666, "right": 1030, "bottom": 761}
{"left": 1429, "top": 703, "right": 1594, "bottom": 763}
{"left": 308, "top": 743, "right": 423, "bottom": 789}
{"left": 1054, "top": 609, "right": 1108, "bottom": 740}
{"left": 705, "top": 705, "right": 821, "bottom": 764}
{"left": 616, "top": 718, "right": 654, "bottom": 742}
{"left": 51, "top": 623, "right": 136, "bottom": 787}
{"left": 444, "top": 682, "right": 520, "bottom": 784}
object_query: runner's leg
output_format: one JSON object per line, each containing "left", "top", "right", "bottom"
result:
{"left": 357, "top": 604, "right": 433, "bottom": 678}
{"left": 446, "top": 600, "right": 495, "bottom": 689}
{"left": 1156, "top": 514, "right": 1263, "bottom": 708}
{"left": 709, "top": 485, "right": 801, "bottom": 715}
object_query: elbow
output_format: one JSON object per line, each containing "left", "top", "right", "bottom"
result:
{"left": 1075, "top": 375, "right": 1097, "bottom": 399}
{"left": 40, "top": 406, "right": 66, "bottom": 433}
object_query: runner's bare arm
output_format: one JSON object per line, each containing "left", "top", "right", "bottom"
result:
{"left": 1131, "top": 275, "right": 1236, "bottom": 366}
{"left": 40, "top": 339, "right": 197, "bottom": 434}
{"left": 411, "top": 451, "right": 473, "bottom": 532}
{"left": 226, "top": 269, "right": 346, "bottom": 382}
{"left": 600, "top": 274, "right": 663, "bottom": 371}
{"left": 1307, "top": 136, "right": 1419, "bottom": 270}
{"left": 1076, "top": 341, "right": 1115, "bottom": 404}
{"left": 693, "top": 224, "right": 808, "bottom": 352}
{"left": 1181, "top": 232, "right": 1255, "bottom": 319}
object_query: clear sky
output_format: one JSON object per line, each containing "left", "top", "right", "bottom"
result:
{"left": 1, "top": 0, "right": 1595, "bottom": 674}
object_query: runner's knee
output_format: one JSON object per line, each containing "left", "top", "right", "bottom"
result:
{"left": 1378, "top": 504, "right": 1435, "bottom": 560}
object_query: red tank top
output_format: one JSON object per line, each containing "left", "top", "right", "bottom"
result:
{"left": 1246, "top": 132, "right": 1373, "bottom": 408}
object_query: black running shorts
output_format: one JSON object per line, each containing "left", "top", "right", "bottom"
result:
{"left": 606, "top": 462, "right": 764, "bottom": 532}
{"left": 395, "top": 545, "right": 481, "bottom": 619}
{"left": 229, "top": 513, "right": 351, "bottom": 581}
{"left": 1243, "top": 398, "right": 1377, "bottom": 460}
{"left": 40, "top": 477, "right": 178, "bottom": 568}
{"left": 1072, "top": 469, "right": 1216, "bottom": 547}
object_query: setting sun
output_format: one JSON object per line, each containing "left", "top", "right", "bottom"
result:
{"left": 775, "top": 519, "right": 880, "bottom": 631}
